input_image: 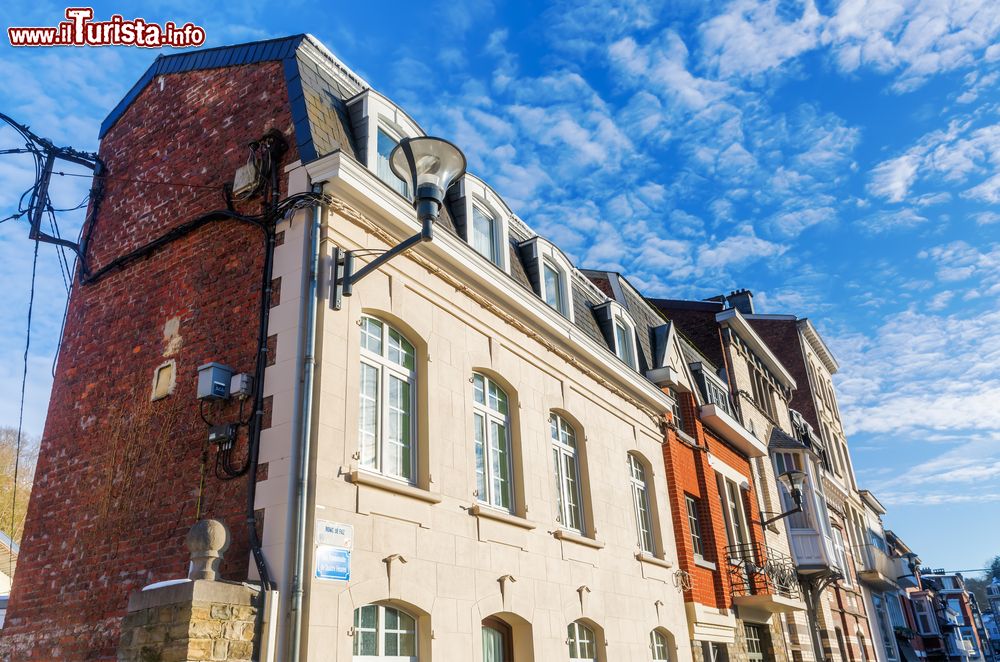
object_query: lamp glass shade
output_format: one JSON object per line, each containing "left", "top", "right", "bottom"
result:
{"left": 777, "top": 469, "right": 806, "bottom": 495}
{"left": 390, "top": 136, "right": 467, "bottom": 198}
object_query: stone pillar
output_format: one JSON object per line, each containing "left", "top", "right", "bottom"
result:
{"left": 117, "top": 520, "right": 259, "bottom": 662}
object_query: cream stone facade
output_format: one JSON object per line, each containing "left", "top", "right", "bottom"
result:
{"left": 249, "top": 142, "right": 694, "bottom": 661}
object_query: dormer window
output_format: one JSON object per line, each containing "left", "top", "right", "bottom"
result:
{"left": 376, "top": 128, "right": 409, "bottom": 199}
{"left": 614, "top": 316, "right": 637, "bottom": 369}
{"left": 471, "top": 204, "right": 502, "bottom": 266}
{"left": 518, "top": 236, "right": 575, "bottom": 321}
{"left": 543, "top": 260, "right": 568, "bottom": 315}
{"left": 594, "top": 301, "right": 640, "bottom": 370}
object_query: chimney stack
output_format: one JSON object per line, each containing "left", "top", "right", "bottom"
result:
{"left": 725, "top": 289, "right": 754, "bottom": 315}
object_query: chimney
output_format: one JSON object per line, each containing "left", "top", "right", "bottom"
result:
{"left": 725, "top": 289, "right": 754, "bottom": 315}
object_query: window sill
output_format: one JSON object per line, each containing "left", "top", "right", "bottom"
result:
{"left": 694, "top": 556, "right": 717, "bottom": 571}
{"left": 348, "top": 470, "right": 442, "bottom": 504}
{"left": 552, "top": 529, "right": 605, "bottom": 549}
{"left": 635, "top": 552, "right": 673, "bottom": 569}
{"left": 469, "top": 504, "right": 536, "bottom": 529}
{"left": 674, "top": 428, "right": 697, "bottom": 446}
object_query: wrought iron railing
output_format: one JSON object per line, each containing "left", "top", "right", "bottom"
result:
{"left": 726, "top": 542, "right": 800, "bottom": 600}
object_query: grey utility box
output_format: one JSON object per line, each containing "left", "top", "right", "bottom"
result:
{"left": 197, "top": 363, "right": 234, "bottom": 400}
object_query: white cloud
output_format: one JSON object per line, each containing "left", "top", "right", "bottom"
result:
{"left": 868, "top": 153, "right": 920, "bottom": 202}
{"left": 699, "top": 0, "right": 824, "bottom": 79}
{"left": 859, "top": 207, "right": 927, "bottom": 233}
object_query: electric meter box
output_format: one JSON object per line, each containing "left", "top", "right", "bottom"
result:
{"left": 197, "top": 362, "right": 234, "bottom": 400}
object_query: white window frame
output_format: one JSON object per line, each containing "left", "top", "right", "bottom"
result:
{"left": 913, "top": 597, "right": 939, "bottom": 635}
{"left": 628, "top": 453, "right": 655, "bottom": 555}
{"left": 458, "top": 175, "right": 511, "bottom": 274}
{"left": 358, "top": 316, "right": 417, "bottom": 484}
{"left": 650, "top": 629, "right": 671, "bottom": 661}
{"left": 717, "top": 474, "right": 753, "bottom": 561}
{"left": 472, "top": 373, "right": 514, "bottom": 513}
{"left": 568, "top": 621, "right": 597, "bottom": 662}
{"left": 522, "top": 237, "right": 575, "bottom": 321}
{"left": 471, "top": 203, "right": 503, "bottom": 267}
{"left": 375, "top": 125, "right": 410, "bottom": 199}
{"left": 542, "top": 258, "right": 569, "bottom": 316}
{"left": 352, "top": 603, "right": 418, "bottom": 661}
{"left": 614, "top": 314, "right": 638, "bottom": 369}
{"left": 551, "top": 413, "right": 585, "bottom": 534}
{"left": 685, "top": 495, "right": 705, "bottom": 561}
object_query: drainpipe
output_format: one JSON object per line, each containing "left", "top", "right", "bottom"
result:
{"left": 289, "top": 183, "right": 323, "bottom": 662}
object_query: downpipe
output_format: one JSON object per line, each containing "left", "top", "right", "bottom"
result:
{"left": 288, "top": 184, "right": 324, "bottom": 661}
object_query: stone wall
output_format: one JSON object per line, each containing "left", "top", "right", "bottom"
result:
{"left": 118, "top": 580, "right": 257, "bottom": 662}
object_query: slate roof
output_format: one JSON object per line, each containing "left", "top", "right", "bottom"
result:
{"left": 768, "top": 425, "right": 810, "bottom": 452}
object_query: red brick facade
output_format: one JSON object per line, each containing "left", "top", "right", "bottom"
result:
{"left": 0, "top": 62, "right": 297, "bottom": 660}
{"left": 661, "top": 389, "right": 767, "bottom": 611}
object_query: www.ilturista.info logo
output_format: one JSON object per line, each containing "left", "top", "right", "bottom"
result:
{"left": 8, "top": 8, "right": 206, "bottom": 48}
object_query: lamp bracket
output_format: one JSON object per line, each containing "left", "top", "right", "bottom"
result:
{"left": 760, "top": 504, "right": 802, "bottom": 528}
{"left": 330, "top": 217, "right": 433, "bottom": 311}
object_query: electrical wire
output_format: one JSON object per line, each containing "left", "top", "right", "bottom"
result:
{"left": 10, "top": 239, "right": 39, "bottom": 575}
{"left": 52, "top": 169, "right": 223, "bottom": 191}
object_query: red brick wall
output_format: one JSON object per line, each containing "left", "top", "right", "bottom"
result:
{"left": 661, "top": 389, "right": 765, "bottom": 610}
{"left": 0, "top": 62, "right": 297, "bottom": 660}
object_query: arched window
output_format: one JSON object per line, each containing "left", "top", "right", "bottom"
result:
{"left": 628, "top": 453, "right": 655, "bottom": 555}
{"left": 358, "top": 316, "right": 416, "bottom": 483}
{"left": 568, "top": 621, "right": 597, "bottom": 661}
{"left": 550, "top": 413, "right": 583, "bottom": 533}
{"left": 352, "top": 604, "right": 417, "bottom": 660}
{"left": 650, "top": 629, "right": 672, "bottom": 661}
{"left": 482, "top": 617, "right": 512, "bottom": 662}
{"left": 472, "top": 373, "right": 513, "bottom": 511}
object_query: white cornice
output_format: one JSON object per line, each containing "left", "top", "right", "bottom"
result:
{"left": 716, "top": 308, "right": 797, "bottom": 389}
{"left": 797, "top": 319, "right": 839, "bottom": 374}
{"left": 304, "top": 151, "right": 674, "bottom": 415}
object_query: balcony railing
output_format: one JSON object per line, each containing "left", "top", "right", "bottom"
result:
{"left": 726, "top": 543, "right": 800, "bottom": 600}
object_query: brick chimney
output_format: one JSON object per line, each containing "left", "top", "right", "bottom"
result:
{"left": 725, "top": 289, "right": 754, "bottom": 315}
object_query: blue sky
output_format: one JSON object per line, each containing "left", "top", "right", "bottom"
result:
{"left": 2, "top": 0, "right": 999, "bottom": 572}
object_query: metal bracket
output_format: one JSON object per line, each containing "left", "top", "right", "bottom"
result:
{"left": 330, "top": 217, "right": 433, "bottom": 311}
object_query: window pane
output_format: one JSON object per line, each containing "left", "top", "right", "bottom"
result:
{"left": 634, "top": 479, "right": 653, "bottom": 553}
{"left": 356, "top": 631, "right": 377, "bottom": 655}
{"left": 652, "top": 630, "right": 670, "bottom": 660}
{"left": 474, "top": 412, "right": 487, "bottom": 501}
{"left": 399, "top": 632, "right": 416, "bottom": 656}
{"left": 377, "top": 129, "right": 409, "bottom": 198}
{"left": 388, "top": 328, "right": 414, "bottom": 370}
{"left": 386, "top": 375, "right": 412, "bottom": 480}
{"left": 490, "top": 419, "right": 511, "bottom": 509}
{"left": 563, "top": 452, "right": 582, "bottom": 532}
{"left": 472, "top": 206, "right": 499, "bottom": 265}
{"left": 553, "top": 447, "right": 564, "bottom": 524}
{"left": 360, "top": 316, "right": 383, "bottom": 355}
{"left": 384, "top": 631, "right": 398, "bottom": 656}
{"left": 473, "top": 373, "right": 485, "bottom": 404}
{"left": 543, "top": 262, "right": 564, "bottom": 312}
{"left": 615, "top": 319, "right": 636, "bottom": 368}
{"left": 358, "top": 363, "right": 380, "bottom": 470}
{"left": 488, "top": 380, "right": 507, "bottom": 415}
{"left": 483, "top": 627, "right": 504, "bottom": 662}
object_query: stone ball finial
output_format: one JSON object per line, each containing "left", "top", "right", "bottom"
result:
{"left": 186, "top": 518, "right": 231, "bottom": 581}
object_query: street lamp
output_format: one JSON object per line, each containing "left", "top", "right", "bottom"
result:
{"left": 334, "top": 136, "right": 467, "bottom": 308}
{"left": 761, "top": 470, "right": 807, "bottom": 527}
